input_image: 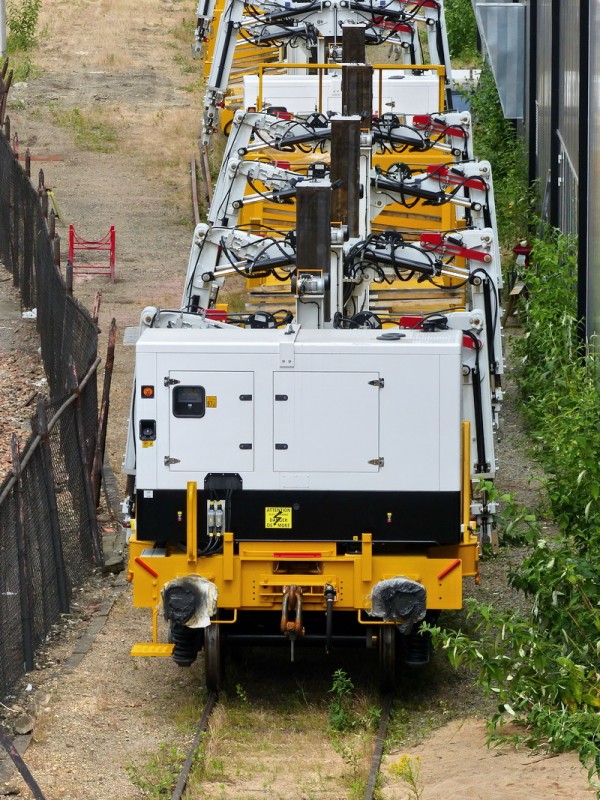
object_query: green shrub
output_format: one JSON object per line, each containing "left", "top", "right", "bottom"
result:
{"left": 7, "top": 0, "right": 41, "bottom": 52}
{"left": 461, "top": 63, "right": 530, "bottom": 245}
{"left": 444, "top": 0, "right": 479, "bottom": 64}
{"left": 427, "top": 227, "right": 600, "bottom": 795}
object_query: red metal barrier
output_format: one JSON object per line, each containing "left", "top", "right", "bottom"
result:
{"left": 68, "top": 224, "right": 116, "bottom": 282}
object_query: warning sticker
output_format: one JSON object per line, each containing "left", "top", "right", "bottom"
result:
{"left": 265, "top": 507, "right": 292, "bottom": 529}
{"left": 206, "top": 395, "right": 217, "bottom": 408}
{"left": 142, "top": 440, "right": 154, "bottom": 448}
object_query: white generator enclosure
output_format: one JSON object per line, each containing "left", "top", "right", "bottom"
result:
{"left": 242, "top": 72, "right": 442, "bottom": 118}
{"left": 129, "top": 326, "right": 465, "bottom": 548}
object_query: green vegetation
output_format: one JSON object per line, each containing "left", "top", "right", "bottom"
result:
{"left": 49, "top": 106, "right": 119, "bottom": 153}
{"left": 444, "top": 0, "right": 480, "bottom": 65}
{"left": 7, "top": 0, "right": 41, "bottom": 51}
{"left": 462, "top": 63, "right": 530, "bottom": 246}
{"left": 6, "top": 0, "right": 42, "bottom": 80}
{"left": 125, "top": 743, "right": 185, "bottom": 798}
{"left": 388, "top": 754, "right": 424, "bottom": 799}
{"left": 428, "top": 229, "right": 600, "bottom": 793}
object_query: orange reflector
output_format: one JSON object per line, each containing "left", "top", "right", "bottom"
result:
{"left": 273, "top": 552, "right": 322, "bottom": 558}
{"left": 141, "top": 385, "right": 155, "bottom": 398}
{"left": 437, "top": 559, "right": 461, "bottom": 580}
{"left": 135, "top": 557, "right": 158, "bottom": 578}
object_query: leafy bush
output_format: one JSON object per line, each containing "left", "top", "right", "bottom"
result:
{"left": 7, "top": 0, "right": 41, "bottom": 52}
{"left": 444, "top": 0, "right": 479, "bottom": 64}
{"left": 461, "top": 63, "right": 530, "bottom": 245}
{"left": 427, "top": 228, "right": 600, "bottom": 794}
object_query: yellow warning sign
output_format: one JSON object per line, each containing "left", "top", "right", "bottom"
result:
{"left": 206, "top": 395, "right": 217, "bottom": 408}
{"left": 265, "top": 507, "right": 292, "bottom": 529}
{"left": 142, "top": 440, "right": 154, "bottom": 448}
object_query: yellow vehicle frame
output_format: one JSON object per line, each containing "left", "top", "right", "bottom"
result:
{"left": 129, "top": 423, "right": 479, "bottom": 656}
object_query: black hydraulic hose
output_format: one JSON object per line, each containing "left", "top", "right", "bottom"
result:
{"left": 471, "top": 365, "right": 487, "bottom": 473}
{"left": 482, "top": 277, "right": 496, "bottom": 375}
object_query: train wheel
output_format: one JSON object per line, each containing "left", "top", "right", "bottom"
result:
{"left": 204, "top": 623, "right": 223, "bottom": 692}
{"left": 379, "top": 626, "right": 396, "bottom": 693}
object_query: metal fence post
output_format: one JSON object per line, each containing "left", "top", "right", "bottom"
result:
{"left": 52, "top": 231, "right": 60, "bottom": 268}
{"left": 11, "top": 434, "right": 34, "bottom": 672}
{"left": 68, "top": 361, "right": 103, "bottom": 567}
{"left": 37, "top": 397, "right": 70, "bottom": 614}
{"left": 48, "top": 207, "right": 55, "bottom": 240}
{"left": 66, "top": 259, "right": 73, "bottom": 295}
{"left": 92, "top": 318, "right": 116, "bottom": 508}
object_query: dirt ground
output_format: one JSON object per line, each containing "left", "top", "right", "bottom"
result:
{"left": 0, "top": 0, "right": 594, "bottom": 797}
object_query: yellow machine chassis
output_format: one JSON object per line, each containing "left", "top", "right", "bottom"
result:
{"left": 129, "top": 424, "right": 479, "bottom": 656}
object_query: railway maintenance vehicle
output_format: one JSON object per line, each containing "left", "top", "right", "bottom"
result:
{"left": 124, "top": 3, "right": 503, "bottom": 692}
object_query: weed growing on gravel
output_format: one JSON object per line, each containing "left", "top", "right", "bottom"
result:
{"left": 125, "top": 743, "right": 184, "bottom": 798}
{"left": 388, "top": 754, "right": 424, "bottom": 799}
{"left": 328, "top": 669, "right": 354, "bottom": 731}
{"left": 49, "top": 106, "right": 119, "bottom": 153}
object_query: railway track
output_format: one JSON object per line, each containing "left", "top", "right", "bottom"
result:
{"left": 170, "top": 690, "right": 219, "bottom": 800}
{"left": 168, "top": 683, "right": 394, "bottom": 799}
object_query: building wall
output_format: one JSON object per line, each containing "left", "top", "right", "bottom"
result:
{"left": 588, "top": 0, "right": 600, "bottom": 334}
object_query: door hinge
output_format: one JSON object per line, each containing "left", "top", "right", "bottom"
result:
{"left": 368, "top": 457, "right": 384, "bottom": 467}
{"left": 164, "top": 377, "right": 180, "bottom": 387}
{"left": 164, "top": 456, "right": 181, "bottom": 466}
{"left": 368, "top": 378, "right": 384, "bottom": 388}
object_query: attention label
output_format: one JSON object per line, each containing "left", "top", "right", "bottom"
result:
{"left": 265, "top": 507, "right": 292, "bottom": 529}
{"left": 206, "top": 396, "right": 217, "bottom": 408}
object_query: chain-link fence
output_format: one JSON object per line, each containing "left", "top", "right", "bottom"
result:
{"left": 0, "top": 128, "right": 101, "bottom": 700}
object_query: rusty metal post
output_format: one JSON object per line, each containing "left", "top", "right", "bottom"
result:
{"left": 52, "top": 232, "right": 60, "bottom": 268}
{"left": 12, "top": 130, "right": 18, "bottom": 159}
{"left": 92, "top": 318, "right": 117, "bottom": 508}
{"left": 37, "top": 397, "right": 69, "bottom": 614}
{"left": 296, "top": 182, "right": 331, "bottom": 273}
{"left": 41, "top": 187, "right": 48, "bottom": 219}
{"left": 48, "top": 208, "right": 56, "bottom": 240}
{"left": 25, "top": 147, "right": 31, "bottom": 178}
{"left": 3, "top": 113, "right": 9, "bottom": 141}
{"left": 68, "top": 361, "right": 103, "bottom": 567}
{"left": 0, "top": 728, "right": 48, "bottom": 800}
{"left": 66, "top": 259, "right": 73, "bottom": 295}
{"left": 91, "top": 290, "right": 102, "bottom": 325}
{"left": 342, "top": 23, "right": 366, "bottom": 63}
{"left": 342, "top": 64, "right": 373, "bottom": 123}
{"left": 22, "top": 179, "right": 33, "bottom": 309}
{"left": 330, "top": 116, "right": 361, "bottom": 238}
{"left": 11, "top": 159, "right": 20, "bottom": 286}
{"left": 38, "top": 168, "right": 44, "bottom": 192}
{"left": 11, "top": 434, "right": 34, "bottom": 673}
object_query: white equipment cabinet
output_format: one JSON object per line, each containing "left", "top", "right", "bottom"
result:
{"left": 132, "top": 325, "right": 463, "bottom": 496}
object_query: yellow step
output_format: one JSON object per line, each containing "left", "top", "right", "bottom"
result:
{"left": 130, "top": 643, "right": 174, "bottom": 657}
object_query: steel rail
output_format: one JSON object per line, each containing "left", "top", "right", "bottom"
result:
{"left": 364, "top": 693, "right": 393, "bottom": 800}
{"left": 170, "top": 690, "right": 219, "bottom": 800}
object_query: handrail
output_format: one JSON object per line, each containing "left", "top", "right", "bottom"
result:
{"left": 242, "top": 62, "right": 446, "bottom": 116}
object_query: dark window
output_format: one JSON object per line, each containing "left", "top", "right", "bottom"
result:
{"left": 173, "top": 385, "right": 206, "bottom": 417}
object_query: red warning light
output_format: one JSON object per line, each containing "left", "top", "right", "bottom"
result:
{"left": 141, "top": 385, "right": 155, "bottom": 399}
